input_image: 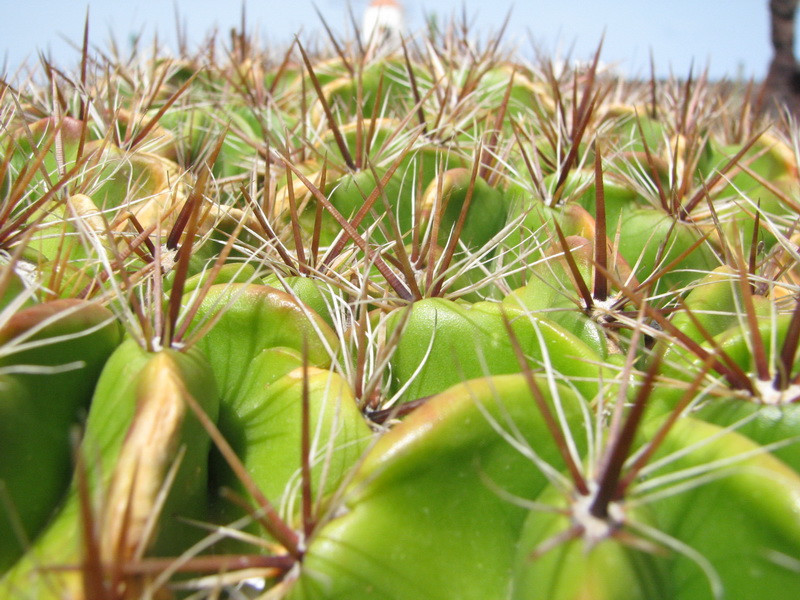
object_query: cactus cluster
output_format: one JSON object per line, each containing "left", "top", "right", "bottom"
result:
{"left": 2, "top": 13, "right": 800, "bottom": 600}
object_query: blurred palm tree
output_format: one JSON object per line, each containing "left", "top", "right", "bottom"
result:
{"left": 764, "top": 0, "right": 800, "bottom": 113}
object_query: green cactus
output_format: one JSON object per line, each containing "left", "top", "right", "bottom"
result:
{"left": 1, "top": 11, "right": 800, "bottom": 600}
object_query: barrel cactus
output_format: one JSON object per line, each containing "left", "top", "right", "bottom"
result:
{"left": 1, "top": 11, "right": 800, "bottom": 600}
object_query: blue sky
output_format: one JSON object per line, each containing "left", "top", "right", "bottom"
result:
{"left": 0, "top": 1, "right": 778, "bottom": 80}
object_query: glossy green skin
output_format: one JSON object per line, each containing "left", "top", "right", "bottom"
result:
{"left": 27, "top": 205, "right": 92, "bottom": 266}
{"left": 502, "top": 254, "right": 610, "bottom": 359}
{"left": 607, "top": 112, "right": 665, "bottom": 155}
{"left": 696, "top": 139, "right": 794, "bottom": 250}
{"left": 216, "top": 105, "right": 272, "bottom": 178}
{"left": 570, "top": 171, "right": 642, "bottom": 235}
{"left": 658, "top": 313, "right": 798, "bottom": 403}
{"left": 290, "top": 374, "right": 587, "bottom": 600}
{"left": 399, "top": 145, "right": 468, "bottom": 196}
{"left": 514, "top": 531, "right": 668, "bottom": 600}
{"left": 500, "top": 198, "right": 595, "bottom": 290}
{"left": 668, "top": 266, "right": 740, "bottom": 343}
{"left": 699, "top": 139, "right": 793, "bottom": 198}
{"left": 206, "top": 344, "right": 304, "bottom": 532}
{"left": 262, "top": 274, "right": 342, "bottom": 329}
{"left": 658, "top": 307, "right": 800, "bottom": 470}
{"left": 643, "top": 417, "right": 800, "bottom": 600}
{"left": 388, "top": 298, "right": 606, "bottom": 403}
{"left": 190, "top": 283, "right": 338, "bottom": 403}
{"left": 512, "top": 488, "right": 669, "bottom": 600}
{"left": 473, "top": 67, "right": 545, "bottom": 120}
{"left": 318, "top": 146, "right": 470, "bottom": 251}
{"left": 317, "top": 168, "right": 410, "bottom": 247}
{"left": 306, "top": 148, "right": 470, "bottom": 249}
{"left": 4, "top": 117, "right": 83, "bottom": 191}
{"left": 85, "top": 146, "right": 173, "bottom": 212}
{"left": 189, "top": 284, "right": 347, "bottom": 536}
{"left": 6, "top": 35, "right": 800, "bottom": 600}
{"left": 320, "top": 59, "right": 420, "bottom": 121}
{"left": 694, "top": 400, "right": 800, "bottom": 473}
{"left": 426, "top": 169, "right": 508, "bottom": 250}
{"left": 289, "top": 381, "right": 800, "bottom": 600}
{"left": 74, "top": 340, "right": 220, "bottom": 555}
{"left": 181, "top": 262, "right": 258, "bottom": 295}
{"left": 0, "top": 300, "right": 121, "bottom": 572}
{"left": 0, "top": 270, "right": 35, "bottom": 312}
{"left": 617, "top": 208, "right": 718, "bottom": 291}
{"left": 512, "top": 415, "right": 800, "bottom": 600}
{"left": 211, "top": 365, "right": 372, "bottom": 529}
{"left": 154, "top": 104, "right": 271, "bottom": 177}
{"left": 312, "top": 120, "right": 395, "bottom": 166}
{"left": 0, "top": 339, "right": 219, "bottom": 597}
{"left": 716, "top": 183, "right": 788, "bottom": 251}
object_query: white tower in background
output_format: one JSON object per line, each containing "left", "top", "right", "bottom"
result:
{"left": 362, "top": 0, "right": 405, "bottom": 53}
